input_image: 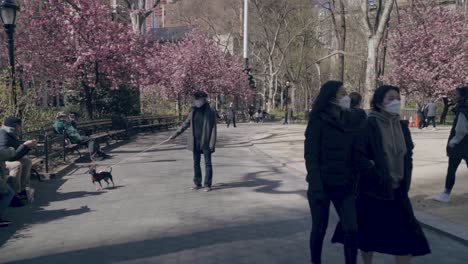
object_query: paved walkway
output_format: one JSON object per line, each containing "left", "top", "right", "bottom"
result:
{"left": 0, "top": 124, "right": 467, "bottom": 263}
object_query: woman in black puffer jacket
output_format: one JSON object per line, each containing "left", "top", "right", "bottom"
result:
{"left": 333, "top": 85, "right": 431, "bottom": 264}
{"left": 305, "top": 80, "right": 360, "bottom": 264}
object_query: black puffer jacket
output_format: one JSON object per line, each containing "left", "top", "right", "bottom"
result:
{"left": 357, "top": 117, "right": 414, "bottom": 200}
{"left": 447, "top": 103, "right": 468, "bottom": 159}
{"left": 305, "top": 110, "right": 360, "bottom": 192}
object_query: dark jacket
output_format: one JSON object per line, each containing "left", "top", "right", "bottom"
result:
{"left": 357, "top": 117, "right": 414, "bottom": 200}
{"left": 350, "top": 108, "right": 367, "bottom": 125}
{"left": 304, "top": 110, "right": 360, "bottom": 192}
{"left": 447, "top": 102, "right": 468, "bottom": 159}
{"left": 53, "top": 119, "right": 84, "bottom": 144}
{"left": 0, "top": 126, "right": 30, "bottom": 161}
{"left": 172, "top": 103, "right": 217, "bottom": 153}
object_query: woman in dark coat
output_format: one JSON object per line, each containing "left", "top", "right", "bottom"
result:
{"left": 304, "top": 80, "right": 359, "bottom": 264}
{"left": 334, "top": 85, "right": 431, "bottom": 264}
{"left": 433, "top": 85, "right": 468, "bottom": 203}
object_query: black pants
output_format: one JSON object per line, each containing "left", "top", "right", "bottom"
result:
{"left": 227, "top": 117, "right": 236, "bottom": 127}
{"left": 418, "top": 114, "right": 426, "bottom": 129}
{"left": 79, "top": 137, "right": 102, "bottom": 158}
{"left": 307, "top": 185, "right": 357, "bottom": 264}
{"left": 426, "top": 116, "right": 436, "bottom": 128}
{"left": 445, "top": 157, "right": 468, "bottom": 192}
{"left": 193, "top": 149, "right": 213, "bottom": 187}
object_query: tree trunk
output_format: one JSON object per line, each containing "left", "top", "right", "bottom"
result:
{"left": 363, "top": 37, "right": 379, "bottom": 108}
{"left": 291, "top": 87, "right": 297, "bottom": 113}
{"left": 267, "top": 76, "right": 274, "bottom": 112}
{"left": 83, "top": 84, "right": 94, "bottom": 119}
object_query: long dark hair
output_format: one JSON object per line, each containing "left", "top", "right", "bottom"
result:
{"left": 311, "top": 80, "right": 343, "bottom": 116}
{"left": 371, "top": 85, "right": 400, "bottom": 112}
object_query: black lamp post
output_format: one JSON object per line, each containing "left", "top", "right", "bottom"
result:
{"left": 284, "top": 81, "right": 290, "bottom": 125}
{"left": 0, "top": 0, "right": 19, "bottom": 112}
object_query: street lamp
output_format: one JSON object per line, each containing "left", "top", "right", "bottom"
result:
{"left": 284, "top": 81, "right": 291, "bottom": 125}
{"left": 0, "top": 0, "right": 19, "bottom": 112}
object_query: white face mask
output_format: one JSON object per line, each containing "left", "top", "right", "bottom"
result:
{"left": 384, "top": 100, "right": 401, "bottom": 115}
{"left": 338, "top": 96, "right": 351, "bottom": 109}
{"left": 194, "top": 99, "right": 206, "bottom": 108}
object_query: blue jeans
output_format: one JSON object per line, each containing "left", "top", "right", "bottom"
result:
{"left": 193, "top": 149, "right": 213, "bottom": 187}
{"left": 0, "top": 185, "right": 14, "bottom": 219}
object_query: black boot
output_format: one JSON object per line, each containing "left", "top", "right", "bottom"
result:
{"left": 344, "top": 234, "right": 358, "bottom": 264}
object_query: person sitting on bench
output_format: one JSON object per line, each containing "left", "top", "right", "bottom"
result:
{"left": 53, "top": 112, "right": 110, "bottom": 161}
{"left": 0, "top": 117, "right": 37, "bottom": 206}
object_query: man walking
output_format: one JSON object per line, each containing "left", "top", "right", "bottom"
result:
{"left": 226, "top": 106, "right": 237, "bottom": 128}
{"left": 425, "top": 99, "right": 437, "bottom": 129}
{"left": 169, "top": 91, "right": 217, "bottom": 192}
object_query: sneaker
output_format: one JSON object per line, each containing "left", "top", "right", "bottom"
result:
{"left": 204, "top": 187, "right": 212, "bottom": 192}
{"left": 190, "top": 185, "right": 202, "bottom": 190}
{"left": 100, "top": 153, "right": 112, "bottom": 159}
{"left": 0, "top": 219, "right": 12, "bottom": 227}
{"left": 432, "top": 128, "right": 437, "bottom": 131}
{"left": 26, "top": 188, "right": 35, "bottom": 204}
{"left": 432, "top": 192, "right": 450, "bottom": 203}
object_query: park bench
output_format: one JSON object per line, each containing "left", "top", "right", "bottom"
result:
{"left": 21, "top": 115, "right": 178, "bottom": 175}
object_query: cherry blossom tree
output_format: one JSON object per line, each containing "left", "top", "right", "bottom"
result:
{"left": 14, "top": 0, "right": 150, "bottom": 118}
{"left": 387, "top": 0, "right": 467, "bottom": 97}
{"left": 146, "top": 31, "right": 251, "bottom": 101}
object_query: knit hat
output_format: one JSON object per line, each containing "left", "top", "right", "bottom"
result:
{"left": 3, "top": 116, "right": 22, "bottom": 127}
{"left": 193, "top": 91, "right": 208, "bottom": 99}
{"left": 56, "top": 111, "right": 67, "bottom": 119}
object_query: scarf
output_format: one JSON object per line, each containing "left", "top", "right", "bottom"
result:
{"left": 368, "top": 110, "right": 407, "bottom": 189}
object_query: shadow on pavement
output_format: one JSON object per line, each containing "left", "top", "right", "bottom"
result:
{"left": 0, "top": 165, "right": 99, "bottom": 247}
{"left": 4, "top": 217, "right": 309, "bottom": 264}
{"left": 213, "top": 170, "right": 306, "bottom": 198}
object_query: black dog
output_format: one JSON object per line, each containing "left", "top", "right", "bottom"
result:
{"left": 89, "top": 166, "right": 115, "bottom": 190}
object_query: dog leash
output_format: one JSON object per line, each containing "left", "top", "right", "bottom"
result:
{"left": 101, "top": 138, "right": 171, "bottom": 171}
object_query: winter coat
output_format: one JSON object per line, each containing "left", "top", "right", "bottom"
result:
{"left": 425, "top": 102, "right": 437, "bottom": 117}
{"left": 226, "top": 109, "right": 235, "bottom": 120}
{"left": 0, "top": 126, "right": 30, "bottom": 161}
{"left": 0, "top": 147, "right": 15, "bottom": 194}
{"left": 53, "top": 119, "right": 84, "bottom": 144}
{"left": 350, "top": 107, "right": 367, "bottom": 126}
{"left": 356, "top": 117, "right": 414, "bottom": 200}
{"left": 304, "top": 110, "right": 361, "bottom": 192}
{"left": 172, "top": 103, "right": 217, "bottom": 153}
{"left": 447, "top": 102, "right": 468, "bottom": 159}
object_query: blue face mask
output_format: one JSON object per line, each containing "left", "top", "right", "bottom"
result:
{"left": 338, "top": 96, "right": 351, "bottom": 109}
{"left": 384, "top": 100, "right": 401, "bottom": 115}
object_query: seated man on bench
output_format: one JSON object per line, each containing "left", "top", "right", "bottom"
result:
{"left": 0, "top": 117, "right": 37, "bottom": 205}
{"left": 53, "top": 112, "right": 110, "bottom": 161}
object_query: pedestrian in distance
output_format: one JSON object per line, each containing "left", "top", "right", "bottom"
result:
{"left": 226, "top": 106, "right": 237, "bottom": 128}
{"left": 168, "top": 91, "right": 217, "bottom": 192}
{"left": 248, "top": 105, "right": 255, "bottom": 122}
{"left": 333, "top": 85, "right": 431, "bottom": 264}
{"left": 424, "top": 99, "right": 437, "bottom": 130}
{"left": 255, "top": 109, "right": 263, "bottom": 123}
{"left": 416, "top": 102, "right": 426, "bottom": 129}
{"left": 304, "top": 80, "right": 360, "bottom": 264}
{"left": 433, "top": 85, "right": 468, "bottom": 203}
